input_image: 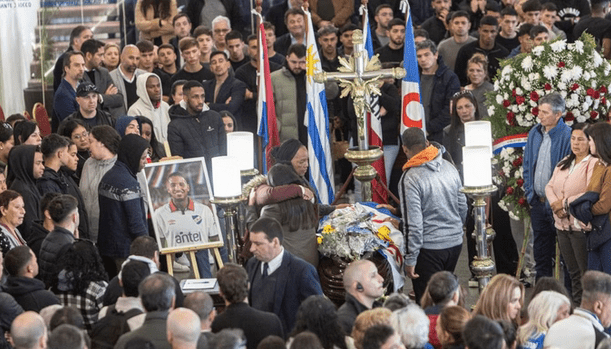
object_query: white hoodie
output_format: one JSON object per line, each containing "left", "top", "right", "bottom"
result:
{"left": 127, "top": 72, "right": 171, "bottom": 144}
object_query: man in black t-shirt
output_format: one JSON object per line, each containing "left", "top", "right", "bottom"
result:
{"left": 375, "top": 18, "right": 405, "bottom": 65}
{"left": 574, "top": 0, "right": 611, "bottom": 47}
{"left": 170, "top": 38, "right": 214, "bottom": 86}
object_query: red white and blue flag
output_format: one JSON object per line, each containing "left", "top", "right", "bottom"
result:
{"left": 400, "top": 0, "right": 425, "bottom": 133}
{"left": 362, "top": 7, "right": 387, "bottom": 203}
{"left": 256, "top": 22, "right": 280, "bottom": 173}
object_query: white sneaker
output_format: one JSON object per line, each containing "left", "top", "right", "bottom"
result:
{"left": 176, "top": 254, "right": 190, "bottom": 266}
{"left": 173, "top": 261, "right": 190, "bottom": 273}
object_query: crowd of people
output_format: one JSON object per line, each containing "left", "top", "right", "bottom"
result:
{"left": 4, "top": 0, "right": 611, "bottom": 348}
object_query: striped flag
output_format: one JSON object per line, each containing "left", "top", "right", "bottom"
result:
{"left": 400, "top": 1, "right": 425, "bottom": 133}
{"left": 304, "top": 9, "right": 335, "bottom": 205}
{"left": 363, "top": 8, "right": 387, "bottom": 203}
{"left": 256, "top": 22, "right": 280, "bottom": 173}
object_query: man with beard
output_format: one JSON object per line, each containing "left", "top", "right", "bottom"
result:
{"left": 202, "top": 52, "right": 247, "bottom": 131}
{"left": 371, "top": 5, "right": 393, "bottom": 50}
{"left": 375, "top": 18, "right": 405, "bottom": 65}
{"left": 167, "top": 80, "right": 226, "bottom": 173}
{"left": 271, "top": 44, "right": 308, "bottom": 146}
{"left": 53, "top": 51, "right": 86, "bottom": 130}
{"left": 154, "top": 44, "right": 178, "bottom": 103}
{"left": 154, "top": 172, "right": 221, "bottom": 277}
{"left": 110, "top": 45, "right": 147, "bottom": 110}
{"left": 318, "top": 26, "right": 340, "bottom": 72}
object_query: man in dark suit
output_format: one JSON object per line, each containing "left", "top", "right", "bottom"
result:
{"left": 80, "top": 39, "right": 126, "bottom": 120}
{"left": 246, "top": 217, "right": 323, "bottom": 335}
{"left": 274, "top": 8, "right": 307, "bottom": 56}
{"left": 212, "top": 263, "right": 284, "bottom": 348}
{"left": 202, "top": 51, "right": 247, "bottom": 128}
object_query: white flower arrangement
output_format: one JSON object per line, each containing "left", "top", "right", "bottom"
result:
{"left": 487, "top": 33, "right": 611, "bottom": 220}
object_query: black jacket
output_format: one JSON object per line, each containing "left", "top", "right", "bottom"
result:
{"left": 167, "top": 104, "right": 227, "bottom": 172}
{"left": 65, "top": 108, "right": 114, "bottom": 128}
{"left": 103, "top": 271, "right": 184, "bottom": 307}
{"left": 39, "top": 226, "right": 75, "bottom": 287}
{"left": 36, "top": 167, "right": 91, "bottom": 240}
{"left": 570, "top": 191, "right": 611, "bottom": 251}
{"left": 27, "top": 221, "right": 50, "bottom": 258}
{"left": 337, "top": 292, "right": 382, "bottom": 334}
{"left": 454, "top": 41, "right": 509, "bottom": 86}
{"left": 185, "top": 0, "right": 246, "bottom": 36}
{"left": 8, "top": 145, "right": 42, "bottom": 243}
{"left": 211, "top": 302, "right": 284, "bottom": 349}
{"left": 2, "top": 276, "right": 60, "bottom": 312}
{"left": 0, "top": 292, "right": 23, "bottom": 349}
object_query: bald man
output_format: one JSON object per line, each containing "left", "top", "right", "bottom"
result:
{"left": 337, "top": 259, "right": 385, "bottom": 334}
{"left": 167, "top": 308, "right": 201, "bottom": 349}
{"left": 109, "top": 45, "right": 147, "bottom": 111}
{"left": 10, "top": 311, "right": 47, "bottom": 349}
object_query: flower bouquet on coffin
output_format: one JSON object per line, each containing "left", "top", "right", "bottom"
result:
{"left": 487, "top": 32, "right": 611, "bottom": 221}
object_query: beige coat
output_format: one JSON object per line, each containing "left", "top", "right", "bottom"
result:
{"left": 135, "top": 0, "right": 177, "bottom": 44}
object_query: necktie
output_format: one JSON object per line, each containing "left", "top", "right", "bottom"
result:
{"left": 262, "top": 262, "right": 269, "bottom": 277}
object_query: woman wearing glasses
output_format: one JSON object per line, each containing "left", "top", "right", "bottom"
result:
{"left": 58, "top": 119, "right": 90, "bottom": 179}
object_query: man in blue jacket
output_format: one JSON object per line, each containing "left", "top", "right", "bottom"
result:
{"left": 523, "top": 92, "right": 571, "bottom": 280}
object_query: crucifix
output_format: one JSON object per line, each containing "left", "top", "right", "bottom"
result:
{"left": 314, "top": 29, "right": 405, "bottom": 201}
{"left": 314, "top": 29, "right": 406, "bottom": 151}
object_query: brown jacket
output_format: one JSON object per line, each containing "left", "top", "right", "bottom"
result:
{"left": 587, "top": 160, "right": 611, "bottom": 218}
{"left": 135, "top": 0, "right": 177, "bottom": 44}
{"left": 309, "top": 0, "right": 353, "bottom": 28}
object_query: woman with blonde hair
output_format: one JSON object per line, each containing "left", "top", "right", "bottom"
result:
{"left": 350, "top": 308, "right": 392, "bottom": 349}
{"left": 436, "top": 306, "right": 471, "bottom": 349}
{"left": 473, "top": 274, "right": 525, "bottom": 326}
{"left": 464, "top": 53, "right": 493, "bottom": 118}
{"left": 517, "top": 291, "right": 571, "bottom": 349}
{"left": 102, "top": 43, "right": 120, "bottom": 71}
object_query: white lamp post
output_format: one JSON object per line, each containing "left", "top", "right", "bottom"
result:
{"left": 211, "top": 156, "right": 244, "bottom": 263}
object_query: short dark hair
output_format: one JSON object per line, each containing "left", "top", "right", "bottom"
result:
{"left": 416, "top": 39, "right": 437, "bottom": 54}
{"left": 517, "top": 23, "right": 534, "bottom": 37}
{"left": 284, "top": 8, "right": 305, "bottom": 24}
{"left": 413, "top": 28, "right": 429, "bottom": 39}
{"left": 401, "top": 127, "right": 427, "bottom": 152}
{"left": 41, "top": 134, "right": 70, "bottom": 159}
{"left": 217, "top": 263, "right": 249, "bottom": 304}
{"left": 246, "top": 34, "right": 258, "bottom": 44}
{"left": 339, "top": 23, "right": 359, "bottom": 35}
{"left": 48, "top": 194, "right": 78, "bottom": 224}
{"left": 263, "top": 21, "right": 276, "bottom": 32}
{"left": 47, "top": 324, "right": 85, "bottom": 349}
{"left": 210, "top": 50, "right": 228, "bottom": 61}
{"left": 139, "top": 273, "right": 176, "bottom": 312}
{"left": 130, "top": 236, "right": 159, "bottom": 259}
{"left": 194, "top": 26, "right": 212, "bottom": 38}
{"left": 50, "top": 307, "right": 85, "bottom": 331}
{"left": 63, "top": 51, "right": 84, "bottom": 76}
{"left": 375, "top": 4, "right": 392, "bottom": 15}
{"left": 498, "top": 320, "right": 517, "bottom": 349}
{"left": 225, "top": 30, "right": 243, "bottom": 42}
{"left": 136, "top": 40, "right": 154, "bottom": 53}
{"left": 420, "top": 271, "right": 459, "bottom": 307}
{"left": 250, "top": 217, "right": 284, "bottom": 243}
{"left": 41, "top": 192, "right": 61, "bottom": 218}
{"left": 522, "top": 0, "right": 542, "bottom": 12}
{"left": 530, "top": 25, "right": 548, "bottom": 38}
{"left": 121, "top": 260, "right": 151, "bottom": 297}
{"left": 179, "top": 37, "right": 199, "bottom": 52}
{"left": 182, "top": 80, "right": 204, "bottom": 95}
{"left": 0, "top": 190, "right": 21, "bottom": 219}
{"left": 158, "top": 43, "right": 175, "bottom": 52}
{"left": 4, "top": 245, "right": 33, "bottom": 277}
{"left": 387, "top": 18, "right": 405, "bottom": 30}
{"left": 173, "top": 12, "right": 190, "bottom": 26}
{"left": 184, "top": 291, "right": 215, "bottom": 321}
{"left": 170, "top": 80, "right": 187, "bottom": 96}
{"left": 541, "top": 2, "right": 557, "bottom": 11}
{"left": 462, "top": 315, "right": 504, "bottom": 349}
{"left": 485, "top": 1, "right": 501, "bottom": 12}
{"left": 257, "top": 335, "right": 286, "bottom": 349}
{"left": 80, "top": 39, "right": 105, "bottom": 56}
{"left": 501, "top": 7, "right": 518, "bottom": 17}
{"left": 362, "top": 325, "right": 395, "bottom": 349}
{"left": 479, "top": 15, "right": 499, "bottom": 27}
{"left": 69, "top": 26, "right": 90, "bottom": 47}
{"left": 90, "top": 125, "right": 121, "bottom": 155}
{"left": 287, "top": 44, "right": 306, "bottom": 58}
{"left": 450, "top": 10, "right": 470, "bottom": 22}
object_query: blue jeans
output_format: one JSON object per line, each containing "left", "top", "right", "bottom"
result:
{"left": 530, "top": 199, "right": 557, "bottom": 280}
{"left": 588, "top": 237, "right": 611, "bottom": 274}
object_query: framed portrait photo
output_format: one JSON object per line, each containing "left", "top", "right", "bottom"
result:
{"left": 143, "top": 157, "right": 224, "bottom": 254}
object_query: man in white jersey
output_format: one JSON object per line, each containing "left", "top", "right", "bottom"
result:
{"left": 154, "top": 172, "right": 220, "bottom": 277}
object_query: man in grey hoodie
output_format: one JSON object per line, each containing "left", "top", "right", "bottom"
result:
{"left": 398, "top": 127, "right": 467, "bottom": 303}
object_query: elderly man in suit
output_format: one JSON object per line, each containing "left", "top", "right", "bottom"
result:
{"left": 246, "top": 217, "right": 323, "bottom": 335}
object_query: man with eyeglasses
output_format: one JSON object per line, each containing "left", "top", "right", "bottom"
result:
{"left": 65, "top": 82, "right": 114, "bottom": 128}
{"left": 212, "top": 16, "right": 232, "bottom": 52}
{"left": 271, "top": 44, "right": 308, "bottom": 146}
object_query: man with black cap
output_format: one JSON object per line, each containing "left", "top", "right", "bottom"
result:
{"left": 398, "top": 128, "right": 467, "bottom": 303}
{"left": 97, "top": 134, "right": 150, "bottom": 278}
{"left": 65, "top": 82, "right": 114, "bottom": 129}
